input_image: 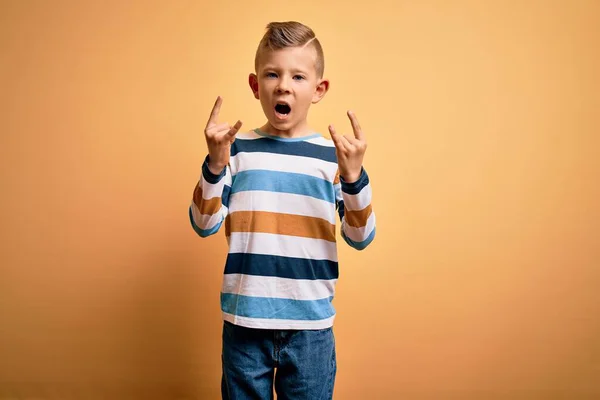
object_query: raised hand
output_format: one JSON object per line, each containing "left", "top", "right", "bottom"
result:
{"left": 328, "top": 110, "right": 367, "bottom": 183}
{"left": 204, "top": 96, "right": 243, "bottom": 175}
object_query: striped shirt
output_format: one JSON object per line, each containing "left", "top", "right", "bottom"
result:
{"left": 189, "top": 128, "right": 376, "bottom": 329}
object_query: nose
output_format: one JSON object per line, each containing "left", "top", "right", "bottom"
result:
{"left": 276, "top": 77, "right": 291, "bottom": 93}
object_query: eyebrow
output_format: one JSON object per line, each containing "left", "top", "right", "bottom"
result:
{"left": 262, "top": 66, "right": 309, "bottom": 74}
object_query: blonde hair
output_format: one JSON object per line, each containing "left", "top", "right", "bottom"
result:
{"left": 254, "top": 21, "right": 325, "bottom": 78}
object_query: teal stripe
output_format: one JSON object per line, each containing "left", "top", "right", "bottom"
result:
{"left": 221, "top": 293, "right": 335, "bottom": 321}
{"left": 189, "top": 206, "right": 223, "bottom": 237}
{"left": 342, "top": 227, "right": 376, "bottom": 250}
{"left": 231, "top": 170, "right": 335, "bottom": 203}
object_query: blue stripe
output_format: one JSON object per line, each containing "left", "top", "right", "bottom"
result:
{"left": 342, "top": 227, "right": 376, "bottom": 250}
{"left": 341, "top": 167, "right": 370, "bottom": 195}
{"left": 201, "top": 155, "right": 227, "bottom": 184}
{"left": 189, "top": 206, "right": 223, "bottom": 237}
{"left": 336, "top": 199, "right": 345, "bottom": 221}
{"left": 222, "top": 184, "right": 231, "bottom": 206}
{"left": 231, "top": 137, "right": 337, "bottom": 163}
{"left": 224, "top": 253, "right": 339, "bottom": 280}
{"left": 221, "top": 293, "right": 335, "bottom": 321}
{"left": 231, "top": 170, "right": 335, "bottom": 203}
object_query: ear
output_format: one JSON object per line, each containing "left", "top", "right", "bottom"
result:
{"left": 248, "top": 73, "right": 259, "bottom": 99}
{"left": 312, "top": 78, "right": 330, "bottom": 104}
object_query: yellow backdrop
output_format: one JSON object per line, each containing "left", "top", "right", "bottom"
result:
{"left": 1, "top": 0, "right": 599, "bottom": 398}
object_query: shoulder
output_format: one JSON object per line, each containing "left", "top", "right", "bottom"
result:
{"left": 235, "top": 130, "right": 263, "bottom": 141}
{"left": 304, "top": 134, "right": 335, "bottom": 149}
{"left": 303, "top": 135, "right": 337, "bottom": 164}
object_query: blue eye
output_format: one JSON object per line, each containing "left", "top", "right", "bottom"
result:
{"left": 266, "top": 72, "right": 277, "bottom": 78}
{"left": 293, "top": 75, "right": 305, "bottom": 80}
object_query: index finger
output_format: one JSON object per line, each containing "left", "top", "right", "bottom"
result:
{"left": 328, "top": 125, "right": 342, "bottom": 147}
{"left": 207, "top": 96, "right": 222, "bottom": 127}
{"left": 347, "top": 110, "right": 365, "bottom": 141}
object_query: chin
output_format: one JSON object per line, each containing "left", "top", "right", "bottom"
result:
{"left": 269, "top": 119, "right": 294, "bottom": 130}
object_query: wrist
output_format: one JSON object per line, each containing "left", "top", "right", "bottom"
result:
{"left": 207, "top": 155, "right": 226, "bottom": 175}
{"left": 340, "top": 167, "right": 369, "bottom": 195}
{"left": 202, "top": 154, "right": 227, "bottom": 184}
{"left": 207, "top": 161, "right": 226, "bottom": 175}
{"left": 341, "top": 169, "right": 361, "bottom": 184}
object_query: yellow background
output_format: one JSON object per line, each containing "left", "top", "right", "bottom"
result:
{"left": 1, "top": 0, "right": 599, "bottom": 398}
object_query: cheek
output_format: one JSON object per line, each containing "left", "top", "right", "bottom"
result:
{"left": 259, "top": 80, "right": 273, "bottom": 90}
{"left": 300, "top": 89, "right": 315, "bottom": 104}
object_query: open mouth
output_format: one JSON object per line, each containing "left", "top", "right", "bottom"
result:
{"left": 274, "top": 102, "right": 291, "bottom": 118}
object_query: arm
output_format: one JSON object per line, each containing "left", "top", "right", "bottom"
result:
{"left": 189, "top": 96, "right": 241, "bottom": 238}
{"left": 189, "top": 155, "right": 232, "bottom": 237}
{"left": 335, "top": 168, "right": 376, "bottom": 250}
{"left": 329, "top": 111, "right": 376, "bottom": 250}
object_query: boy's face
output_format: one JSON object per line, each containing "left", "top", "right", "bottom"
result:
{"left": 249, "top": 46, "right": 329, "bottom": 134}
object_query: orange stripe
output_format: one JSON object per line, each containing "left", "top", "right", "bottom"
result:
{"left": 226, "top": 211, "right": 336, "bottom": 242}
{"left": 344, "top": 204, "right": 372, "bottom": 228}
{"left": 193, "top": 184, "right": 222, "bottom": 215}
{"left": 333, "top": 169, "right": 340, "bottom": 184}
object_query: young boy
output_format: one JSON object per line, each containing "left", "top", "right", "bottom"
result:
{"left": 189, "top": 21, "right": 376, "bottom": 399}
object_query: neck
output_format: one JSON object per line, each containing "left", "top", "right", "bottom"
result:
{"left": 259, "top": 121, "right": 313, "bottom": 138}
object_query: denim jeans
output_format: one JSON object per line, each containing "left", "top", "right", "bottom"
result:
{"left": 221, "top": 321, "right": 337, "bottom": 399}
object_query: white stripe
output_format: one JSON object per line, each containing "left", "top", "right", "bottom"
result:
{"left": 228, "top": 191, "right": 337, "bottom": 224}
{"left": 191, "top": 203, "right": 227, "bottom": 229}
{"left": 340, "top": 183, "right": 372, "bottom": 211}
{"left": 228, "top": 232, "right": 338, "bottom": 262}
{"left": 334, "top": 184, "right": 342, "bottom": 203}
{"left": 200, "top": 169, "right": 231, "bottom": 199}
{"left": 222, "top": 274, "right": 337, "bottom": 301}
{"left": 342, "top": 211, "right": 376, "bottom": 243}
{"left": 305, "top": 136, "right": 336, "bottom": 148}
{"left": 230, "top": 152, "right": 337, "bottom": 180}
{"left": 223, "top": 312, "right": 335, "bottom": 330}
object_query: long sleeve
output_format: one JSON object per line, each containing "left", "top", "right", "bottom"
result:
{"left": 189, "top": 155, "right": 232, "bottom": 238}
{"left": 334, "top": 167, "right": 376, "bottom": 250}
